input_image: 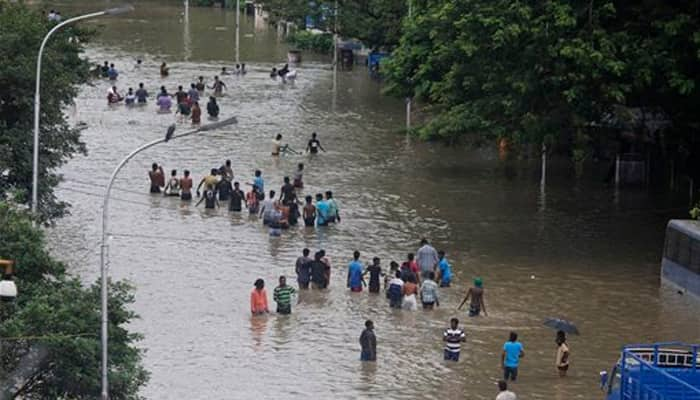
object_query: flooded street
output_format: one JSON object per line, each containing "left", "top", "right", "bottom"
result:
{"left": 46, "top": 1, "right": 700, "bottom": 399}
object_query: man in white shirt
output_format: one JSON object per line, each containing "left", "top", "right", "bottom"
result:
{"left": 496, "top": 380, "right": 517, "bottom": 400}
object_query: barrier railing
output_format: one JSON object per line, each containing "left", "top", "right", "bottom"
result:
{"left": 620, "top": 344, "right": 700, "bottom": 400}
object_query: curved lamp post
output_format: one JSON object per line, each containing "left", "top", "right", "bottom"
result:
{"left": 32, "top": 5, "right": 135, "bottom": 217}
{"left": 99, "top": 116, "right": 237, "bottom": 399}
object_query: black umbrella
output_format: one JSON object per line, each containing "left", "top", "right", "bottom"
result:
{"left": 544, "top": 318, "right": 579, "bottom": 335}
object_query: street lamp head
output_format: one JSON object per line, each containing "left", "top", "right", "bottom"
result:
{"left": 199, "top": 116, "right": 237, "bottom": 132}
{"left": 0, "top": 259, "right": 16, "bottom": 301}
{"left": 104, "top": 4, "right": 135, "bottom": 15}
{"left": 165, "top": 124, "right": 176, "bottom": 142}
{"left": 0, "top": 279, "right": 17, "bottom": 302}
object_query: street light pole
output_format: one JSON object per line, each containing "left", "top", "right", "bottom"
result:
{"left": 99, "top": 117, "right": 236, "bottom": 399}
{"left": 333, "top": 0, "right": 338, "bottom": 94}
{"left": 405, "top": 0, "right": 412, "bottom": 134}
{"left": 31, "top": 6, "right": 134, "bottom": 219}
{"left": 235, "top": 0, "right": 240, "bottom": 65}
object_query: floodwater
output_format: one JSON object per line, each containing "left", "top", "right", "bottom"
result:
{"left": 46, "top": 1, "right": 700, "bottom": 399}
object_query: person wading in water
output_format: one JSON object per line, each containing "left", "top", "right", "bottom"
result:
{"left": 179, "top": 170, "right": 193, "bottom": 201}
{"left": 458, "top": 277, "right": 488, "bottom": 317}
{"left": 163, "top": 169, "right": 180, "bottom": 196}
{"left": 148, "top": 163, "right": 165, "bottom": 193}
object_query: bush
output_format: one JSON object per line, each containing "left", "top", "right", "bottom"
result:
{"left": 0, "top": 203, "right": 148, "bottom": 398}
{"left": 287, "top": 30, "right": 334, "bottom": 54}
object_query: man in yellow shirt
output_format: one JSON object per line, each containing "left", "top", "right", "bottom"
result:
{"left": 196, "top": 168, "right": 219, "bottom": 197}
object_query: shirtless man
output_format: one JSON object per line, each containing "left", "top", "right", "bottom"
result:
{"left": 160, "top": 62, "right": 169, "bottom": 77}
{"left": 303, "top": 195, "right": 316, "bottom": 227}
{"left": 148, "top": 163, "right": 165, "bottom": 193}
{"left": 209, "top": 76, "right": 226, "bottom": 96}
{"left": 271, "top": 134, "right": 283, "bottom": 156}
{"left": 195, "top": 76, "right": 206, "bottom": 92}
{"left": 280, "top": 176, "right": 296, "bottom": 205}
{"left": 174, "top": 85, "right": 188, "bottom": 105}
{"left": 180, "top": 170, "right": 193, "bottom": 201}
{"left": 221, "top": 159, "right": 234, "bottom": 182}
{"left": 458, "top": 277, "right": 488, "bottom": 317}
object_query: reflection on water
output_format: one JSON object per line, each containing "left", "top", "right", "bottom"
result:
{"left": 250, "top": 315, "right": 268, "bottom": 350}
{"left": 44, "top": 1, "right": 700, "bottom": 399}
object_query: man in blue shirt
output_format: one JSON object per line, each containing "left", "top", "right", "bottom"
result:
{"left": 315, "top": 193, "right": 329, "bottom": 226}
{"left": 501, "top": 331, "right": 525, "bottom": 381}
{"left": 107, "top": 63, "right": 119, "bottom": 80}
{"left": 253, "top": 170, "right": 264, "bottom": 193}
{"left": 437, "top": 250, "right": 452, "bottom": 287}
{"left": 135, "top": 83, "right": 149, "bottom": 104}
{"left": 253, "top": 169, "right": 265, "bottom": 200}
{"left": 347, "top": 250, "right": 364, "bottom": 292}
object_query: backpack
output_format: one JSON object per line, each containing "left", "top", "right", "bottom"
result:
{"left": 400, "top": 265, "right": 413, "bottom": 282}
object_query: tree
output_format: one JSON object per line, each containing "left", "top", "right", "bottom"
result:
{"left": 0, "top": 203, "right": 149, "bottom": 399}
{"left": 383, "top": 0, "right": 700, "bottom": 154}
{"left": 0, "top": 3, "right": 91, "bottom": 222}
{"left": 384, "top": 1, "right": 624, "bottom": 145}
{"left": 262, "top": 0, "right": 407, "bottom": 51}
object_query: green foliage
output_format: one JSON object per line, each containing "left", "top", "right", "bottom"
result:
{"left": 384, "top": 0, "right": 700, "bottom": 146}
{"left": 0, "top": 203, "right": 149, "bottom": 398}
{"left": 0, "top": 3, "right": 92, "bottom": 222}
{"left": 263, "top": 0, "right": 407, "bottom": 50}
{"left": 192, "top": 0, "right": 215, "bottom": 6}
{"left": 691, "top": 203, "right": 700, "bottom": 220}
{"left": 287, "top": 31, "right": 334, "bottom": 54}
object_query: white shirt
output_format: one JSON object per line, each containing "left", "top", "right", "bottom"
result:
{"left": 388, "top": 277, "right": 404, "bottom": 288}
{"left": 496, "top": 390, "right": 517, "bottom": 400}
